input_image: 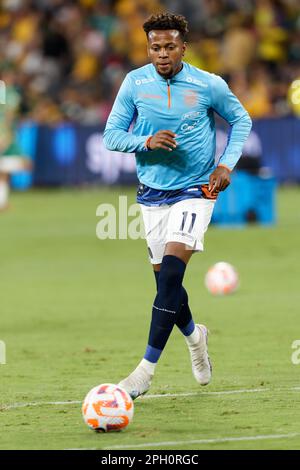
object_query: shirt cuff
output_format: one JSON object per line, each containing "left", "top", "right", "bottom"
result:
{"left": 144, "top": 136, "right": 152, "bottom": 151}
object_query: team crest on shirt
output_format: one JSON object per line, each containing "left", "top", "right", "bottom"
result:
{"left": 183, "top": 89, "right": 198, "bottom": 107}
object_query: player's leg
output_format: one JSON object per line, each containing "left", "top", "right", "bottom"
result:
{"left": 119, "top": 209, "right": 197, "bottom": 398}
{"left": 153, "top": 247, "right": 211, "bottom": 386}
{"left": 119, "top": 242, "right": 194, "bottom": 398}
{"left": 143, "top": 241, "right": 194, "bottom": 374}
{"left": 151, "top": 243, "right": 194, "bottom": 356}
{"left": 153, "top": 263, "right": 194, "bottom": 345}
{"left": 118, "top": 200, "right": 214, "bottom": 397}
{"left": 119, "top": 210, "right": 198, "bottom": 398}
{"left": 164, "top": 198, "right": 216, "bottom": 384}
{"left": 118, "top": 204, "right": 169, "bottom": 399}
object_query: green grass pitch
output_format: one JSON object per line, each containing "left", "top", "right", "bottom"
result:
{"left": 0, "top": 186, "right": 299, "bottom": 450}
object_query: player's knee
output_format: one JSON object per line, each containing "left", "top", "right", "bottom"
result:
{"left": 157, "top": 255, "right": 186, "bottom": 297}
{"left": 157, "top": 267, "right": 178, "bottom": 295}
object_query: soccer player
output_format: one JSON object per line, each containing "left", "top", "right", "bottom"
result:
{"left": 103, "top": 13, "right": 252, "bottom": 399}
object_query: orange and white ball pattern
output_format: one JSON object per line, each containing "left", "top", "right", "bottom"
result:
{"left": 82, "top": 383, "right": 134, "bottom": 432}
{"left": 205, "top": 262, "right": 239, "bottom": 295}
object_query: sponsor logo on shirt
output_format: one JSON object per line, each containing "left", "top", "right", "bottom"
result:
{"left": 181, "top": 121, "right": 201, "bottom": 132}
{"left": 186, "top": 76, "right": 208, "bottom": 87}
{"left": 181, "top": 111, "right": 201, "bottom": 121}
{"left": 135, "top": 78, "right": 156, "bottom": 85}
{"left": 180, "top": 110, "right": 201, "bottom": 132}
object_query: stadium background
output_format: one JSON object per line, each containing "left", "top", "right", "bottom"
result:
{"left": 1, "top": 0, "right": 300, "bottom": 187}
{"left": 1, "top": 0, "right": 300, "bottom": 451}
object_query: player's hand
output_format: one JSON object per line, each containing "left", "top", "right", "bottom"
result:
{"left": 148, "top": 130, "right": 177, "bottom": 151}
{"left": 208, "top": 166, "right": 231, "bottom": 195}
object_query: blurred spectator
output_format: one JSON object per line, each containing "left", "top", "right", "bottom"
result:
{"left": 229, "top": 64, "right": 273, "bottom": 118}
{"left": 0, "top": 0, "right": 300, "bottom": 124}
{"left": 0, "top": 67, "right": 22, "bottom": 151}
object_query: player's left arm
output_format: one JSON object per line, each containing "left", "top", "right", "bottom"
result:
{"left": 209, "top": 75, "right": 252, "bottom": 195}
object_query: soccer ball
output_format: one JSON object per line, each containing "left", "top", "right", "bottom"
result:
{"left": 82, "top": 383, "right": 134, "bottom": 432}
{"left": 205, "top": 262, "right": 239, "bottom": 295}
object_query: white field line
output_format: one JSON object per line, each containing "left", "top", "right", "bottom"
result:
{"left": 103, "top": 432, "right": 300, "bottom": 450}
{"left": 1, "top": 386, "right": 299, "bottom": 411}
{"left": 1, "top": 400, "right": 81, "bottom": 410}
{"left": 141, "top": 388, "right": 270, "bottom": 399}
{"left": 66, "top": 432, "right": 300, "bottom": 450}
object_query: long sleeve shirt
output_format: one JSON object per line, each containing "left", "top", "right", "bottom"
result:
{"left": 103, "top": 61, "right": 252, "bottom": 190}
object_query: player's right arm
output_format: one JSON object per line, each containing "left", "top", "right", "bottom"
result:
{"left": 103, "top": 74, "right": 148, "bottom": 153}
{"left": 103, "top": 74, "right": 177, "bottom": 153}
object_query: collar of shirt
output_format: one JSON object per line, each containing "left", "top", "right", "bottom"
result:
{"left": 151, "top": 61, "right": 186, "bottom": 82}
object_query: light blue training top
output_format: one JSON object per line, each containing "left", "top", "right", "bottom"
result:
{"left": 103, "top": 62, "right": 252, "bottom": 190}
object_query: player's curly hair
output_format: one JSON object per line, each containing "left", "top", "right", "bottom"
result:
{"left": 143, "top": 13, "right": 189, "bottom": 41}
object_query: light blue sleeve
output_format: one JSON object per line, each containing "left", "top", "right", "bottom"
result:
{"left": 211, "top": 75, "right": 252, "bottom": 170}
{"left": 103, "top": 74, "right": 151, "bottom": 153}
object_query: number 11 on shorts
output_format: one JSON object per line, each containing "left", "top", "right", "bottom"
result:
{"left": 180, "top": 211, "right": 197, "bottom": 233}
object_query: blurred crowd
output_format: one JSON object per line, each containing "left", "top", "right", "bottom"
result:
{"left": 1, "top": 0, "right": 300, "bottom": 128}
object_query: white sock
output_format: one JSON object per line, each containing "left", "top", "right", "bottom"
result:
{"left": 185, "top": 325, "right": 201, "bottom": 347}
{"left": 139, "top": 358, "right": 156, "bottom": 376}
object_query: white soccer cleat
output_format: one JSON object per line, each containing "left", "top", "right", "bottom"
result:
{"left": 118, "top": 366, "right": 153, "bottom": 400}
{"left": 187, "top": 324, "right": 212, "bottom": 385}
